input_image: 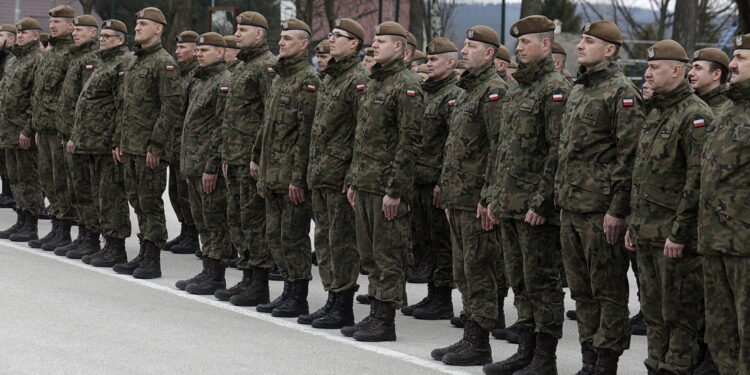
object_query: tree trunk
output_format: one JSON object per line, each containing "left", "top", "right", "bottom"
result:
{"left": 166, "top": 0, "right": 193, "bottom": 54}
{"left": 410, "top": 0, "right": 426, "bottom": 49}
{"left": 520, "top": 0, "right": 542, "bottom": 17}
{"left": 79, "top": 0, "right": 96, "bottom": 14}
{"left": 673, "top": 0, "right": 697, "bottom": 55}
{"left": 737, "top": 0, "right": 750, "bottom": 34}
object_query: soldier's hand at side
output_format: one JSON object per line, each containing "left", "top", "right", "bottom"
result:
{"left": 347, "top": 187, "right": 356, "bottom": 207}
{"left": 444, "top": 209, "right": 450, "bottom": 223}
{"left": 112, "top": 146, "right": 123, "bottom": 164}
{"left": 19, "top": 134, "right": 31, "bottom": 150}
{"left": 624, "top": 230, "right": 636, "bottom": 252}
{"left": 249, "top": 161, "right": 259, "bottom": 180}
{"left": 202, "top": 173, "right": 217, "bottom": 193}
{"left": 487, "top": 203, "right": 501, "bottom": 225}
{"left": 341, "top": 184, "right": 347, "bottom": 194}
{"left": 476, "top": 203, "right": 495, "bottom": 231}
{"left": 663, "top": 238, "right": 684, "bottom": 259}
{"left": 433, "top": 185, "right": 441, "bottom": 207}
{"left": 146, "top": 152, "right": 160, "bottom": 169}
{"left": 603, "top": 213, "right": 625, "bottom": 245}
{"left": 524, "top": 209, "right": 546, "bottom": 226}
{"left": 382, "top": 195, "right": 400, "bottom": 220}
{"left": 288, "top": 184, "right": 305, "bottom": 204}
{"left": 66, "top": 140, "right": 75, "bottom": 153}
{"left": 34, "top": 133, "right": 39, "bottom": 146}
{"left": 222, "top": 164, "right": 228, "bottom": 178}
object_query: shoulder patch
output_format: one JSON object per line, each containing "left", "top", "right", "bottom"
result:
{"left": 622, "top": 98, "right": 635, "bottom": 107}
{"left": 267, "top": 67, "right": 276, "bottom": 73}
{"left": 305, "top": 84, "right": 316, "bottom": 92}
{"left": 552, "top": 93, "right": 564, "bottom": 102}
{"left": 447, "top": 99, "right": 457, "bottom": 107}
{"left": 118, "top": 71, "right": 125, "bottom": 78}
{"left": 488, "top": 93, "right": 500, "bottom": 101}
{"left": 356, "top": 84, "right": 366, "bottom": 91}
{"left": 219, "top": 86, "right": 230, "bottom": 93}
{"left": 406, "top": 89, "right": 417, "bottom": 97}
{"left": 165, "top": 65, "right": 175, "bottom": 71}
{"left": 693, "top": 118, "right": 706, "bottom": 128}
{"left": 84, "top": 64, "right": 94, "bottom": 71}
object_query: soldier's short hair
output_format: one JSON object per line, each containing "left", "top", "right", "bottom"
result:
{"left": 707, "top": 61, "right": 729, "bottom": 84}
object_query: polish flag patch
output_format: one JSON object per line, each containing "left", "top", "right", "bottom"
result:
{"left": 219, "top": 86, "right": 229, "bottom": 93}
{"left": 305, "top": 85, "right": 317, "bottom": 92}
{"left": 622, "top": 98, "right": 634, "bottom": 107}
{"left": 356, "top": 84, "right": 366, "bottom": 91}
{"left": 267, "top": 67, "right": 276, "bottom": 73}
{"left": 84, "top": 64, "right": 94, "bottom": 71}
{"left": 117, "top": 71, "right": 125, "bottom": 78}
{"left": 448, "top": 99, "right": 457, "bottom": 107}
{"left": 693, "top": 118, "right": 706, "bottom": 127}
{"left": 552, "top": 93, "right": 564, "bottom": 101}
{"left": 165, "top": 65, "right": 175, "bottom": 71}
{"left": 488, "top": 93, "right": 500, "bottom": 101}
{"left": 406, "top": 89, "right": 416, "bottom": 97}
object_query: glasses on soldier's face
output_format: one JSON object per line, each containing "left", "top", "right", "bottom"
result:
{"left": 327, "top": 32, "right": 355, "bottom": 41}
{"left": 98, "top": 34, "right": 119, "bottom": 40}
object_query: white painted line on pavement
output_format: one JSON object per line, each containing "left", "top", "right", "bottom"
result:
{"left": 4, "top": 241, "right": 474, "bottom": 375}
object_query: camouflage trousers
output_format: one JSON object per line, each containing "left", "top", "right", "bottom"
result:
{"left": 168, "top": 159, "right": 194, "bottom": 226}
{"left": 704, "top": 255, "right": 750, "bottom": 375}
{"left": 37, "top": 132, "right": 75, "bottom": 221}
{"left": 354, "top": 191, "right": 410, "bottom": 308}
{"left": 311, "top": 188, "right": 359, "bottom": 293}
{"left": 226, "top": 165, "right": 271, "bottom": 271}
{"left": 187, "top": 176, "right": 232, "bottom": 264}
{"left": 68, "top": 153, "right": 100, "bottom": 233}
{"left": 501, "top": 219, "right": 565, "bottom": 338}
{"left": 413, "top": 184, "right": 453, "bottom": 287}
{"left": 4, "top": 148, "right": 43, "bottom": 215}
{"left": 448, "top": 209, "right": 500, "bottom": 331}
{"left": 560, "top": 211, "right": 631, "bottom": 353}
{"left": 265, "top": 189, "right": 313, "bottom": 281}
{"left": 123, "top": 153, "right": 167, "bottom": 248}
{"left": 636, "top": 243, "right": 703, "bottom": 374}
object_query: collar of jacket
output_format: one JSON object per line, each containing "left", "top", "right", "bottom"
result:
{"left": 238, "top": 41, "right": 270, "bottom": 62}
{"left": 97, "top": 43, "right": 128, "bottom": 61}
{"left": 725, "top": 80, "right": 750, "bottom": 104}
{"left": 457, "top": 61, "right": 496, "bottom": 91}
{"left": 323, "top": 51, "right": 360, "bottom": 78}
{"left": 369, "top": 56, "right": 407, "bottom": 80}
{"left": 423, "top": 71, "right": 457, "bottom": 93}
{"left": 513, "top": 54, "right": 555, "bottom": 85}
{"left": 193, "top": 61, "right": 227, "bottom": 79}
{"left": 575, "top": 60, "right": 618, "bottom": 86}
{"left": 179, "top": 58, "right": 198, "bottom": 76}
{"left": 49, "top": 32, "right": 74, "bottom": 48}
{"left": 10, "top": 41, "right": 39, "bottom": 58}
{"left": 71, "top": 39, "right": 98, "bottom": 57}
{"left": 497, "top": 71, "right": 507, "bottom": 81}
{"left": 651, "top": 80, "right": 693, "bottom": 110}
{"left": 698, "top": 84, "right": 726, "bottom": 102}
{"left": 134, "top": 41, "right": 163, "bottom": 57}
{"left": 274, "top": 53, "right": 309, "bottom": 77}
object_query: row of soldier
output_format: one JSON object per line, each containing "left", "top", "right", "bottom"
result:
{"left": 1, "top": 5, "right": 749, "bottom": 375}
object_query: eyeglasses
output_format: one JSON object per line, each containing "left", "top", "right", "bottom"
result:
{"left": 98, "top": 34, "right": 120, "bottom": 40}
{"left": 327, "top": 32, "right": 355, "bottom": 41}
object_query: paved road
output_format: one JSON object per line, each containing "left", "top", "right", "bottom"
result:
{"left": 0, "top": 203, "right": 647, "bottom": 375}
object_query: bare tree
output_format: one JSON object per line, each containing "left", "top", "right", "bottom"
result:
{"left": 430, "top": 0, "right": 458, "bottom": 39}
{"left": 673, "top": 0, "right": 697, "bottom": 54}
{"left": 79, "top": 0, "right": 96, "bottom": 14}
{"left": 737, "top": 0, "right": 750, "bottom": 33}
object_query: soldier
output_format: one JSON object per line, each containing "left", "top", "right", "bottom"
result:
{"left": 341, "top": 21, "right": 423, "bottom": 342}
{"left": 361, "top": 47, "right": 375, "bottom": 70}
{"left": 411, "top": 50, "right": 426, "bottom": 70}
{"left": 252, "top": 18, "right": 318, "bottom": 318}
{"left": 506, "top": 60, "right": 518, "bottom": 83}
{"left": 700, "top": 33, "right": 750, "bottom": 375}
{"left": 416, "top": 63, "right": 429, "bottom": 80}
{"left": 493, "top": 44, "right": 511, "bottom": 80}
{"left": 33, "top": 5, "right": 77, "bottom": 251}
{"left": 484, "top": 16, "right": 570, "bottom": 375}
{"left": 405, "top": 31, "right": 417, "bottom": 63}
{"left": 454, "top": 59, "right": 466, "bottom": 79}
{"left": 689, "top": 48, "right": 730, "bottom": 109}
{"left": 173, "top": 32, "right": 232, "bottom": 295}
{"left": 112, "top": 7, "right": 182, "bottom": 279}
{"left": 68, "top": 19, "right": 134, "bottom": 268}
{"left": 623, "top": 39, "right": 713, "bottom": 375}
{"left": 0, "top": 19, "right": 44, "bottom": 241}
{"left": 427, "top": 28, "right": 505, "bottom": 366}
{"left": 52, "top": 15, "right": 100, "bottom": 258}
{"left": 223, "top": 35, "right": 241, "bottom": 71}
{"left": 555, "top": 21, "right": 643, "bottom": 374}
{"left": 552, "top": 41, "right": 575, "bottom": 83}
{"left": 299, "top": 18, "right": 368, "bottom": 329}
{"left": 165, "top": 30, "right": 200, "bottom": 256}
{"left": 0, "top": 24, "right": 17, "bottom": 210}
{"left": 40, "top": 33, "right": 50, "bottom": 50}
{"left": 315, "top": 39, "right": 331, "bottom": 72}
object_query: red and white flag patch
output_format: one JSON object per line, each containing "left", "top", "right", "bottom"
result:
{"left": 448, "top": 99, "right": 457, "bottom": 107}
{"left": 406, "top": 89, "right": 416, "bottom": 97}
{"left": 693, "top": 118, "right": 706, "bottom": 127}
{"left": 219, "top": 86, "right": 229, "bottom": 93}
{"left": 356, "top": 84, "right": 366, "bottom": 91}
{"left": 84, "top": 64, "right": 94, "bottom": 71}
{"left": 552, "top": 93, "right": 564, "bottom": 101}
{"left": 622, "top": 98, "right": 634, "bottom": 107}
{"left": 305, "top": 85, "right": 316, "bottom": 92}
{"left": 118, "top": 71, "right": 125, "bottom": 78}
{"left": 267, "top": 67, "right": 276, "bottom": 73}
{"left": 488, "top": 93, "right": 500, "bottom": 101}
{"left": 165, "top": 65, "right": 175, "bottom": 71}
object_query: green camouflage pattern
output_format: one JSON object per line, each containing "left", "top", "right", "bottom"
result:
{"left": 5, "top": 148, "right": 43, "bottom": 215}
{"left": 226, "top": 165, "right": 271, "bottom": 270}
{"left": 123, "top": 153, "right": 168, "bottom": 247}
{"left": 0, "top": 42, "right": 41, "bottom": 147}
{"left": 187, "top": 177, "right": 233, "bottom": 263}
{"left": 265, "top": 190, "right": 313, "bottom": 281}
{"left": 697, "top": 85, "right": 730, "bottom": 109}
{"left": 413, "top": 184, "right": 452, "bottom": 287}
{"left": 56, "top": 39, "right": 98, "bottom": 139}
{"left": 38, "top": 131, "right": 75, "bottom": 221}
{"left": 31, "top": 32, "right": 74, "bottom": 135}
{"left": 311, "top": 188, "right": 359, "bottom": 292}
{"left": 172, "top": 58, "right": 198, "bottom": 161}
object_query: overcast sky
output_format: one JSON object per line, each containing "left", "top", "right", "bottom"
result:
{"left": 460, "top": 0, "right": 675, "bottom": 12}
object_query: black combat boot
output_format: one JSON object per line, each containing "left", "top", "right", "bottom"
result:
{"left": 442, "top": 319, "right": 493, "bottom": 366}
{"left": 492, "top": 321, "right": 522, "bottom": 343}
{"left": 402, "top": 282, "right": 435, "bottom": 316}
{"left": 228, "top": 254, "right": 240, "bottom": 268}
{"left": 164, "top": 223, "right": 186, "bottom": 251}
{"left": 54, "top": 225, "right": 86, "bottom": 256}
{"left": 176, "top": 258, "right": 210, "bottom": 290}
{"left": 268, "top": 265, "right": 285, "bottom": 281}
{"left": 170, "top": 224, "right": 199, "bottom": 254}
{"left": 89, "top": 237, "right": 127, "bottom": 267}
{"left": 451, "top": 312, "right": 468, "bottom": 328}
{"left": 593, "top": 348, "right": 619, "bottom": 375}
{"left": 10, "top": 211, "right": 38, "bottom": 242}
{"left": 567, "top": 309, "right": 579, "bottom": 321}
{"left": 215, "top": 268, "right": 253, "bottom": 301}
{"left": 512, "top": 332, "right": 558, "bottom": 375}
{"left": 575, "top": 343, "right": 597, "bottom": 375}
{"left": 113, "top": 240, "right": 146, "bottom": 275}
{"left": 482, "top": 326, "right": 535, "bottom": 375}
{"left": 272, "top": 280, "right": 309, "bottom": 318}
{"left": 353, "top": 299, "right": 397, "bottom": 342}
{"left": 298, "top": 290, "right": 335, "bottom": 324}
{"left": 230, "top": 267, "right": 270, "bottom": 307}
{"left": 341, "top": 300, "right": 377, "bottom": 337}
{"left": 355, "top": 293, "right": 371, "bottom": 305}
{"left": 132, "top": 240, "right": 161, "bottom": 279}
{"left": 29, "top": 219, "right": 58, "bottom": 248}
{"left": 431, "top": 320, "right": 470, "bottom": 361}
{"left": 187, "top": 258, "right": 227, "bottom": 295}
{"left": 693, "top": 347, "right": 719, "bottom": 375}
{"left": 312, "top": 288, "right": 355, "bottom": 329}
{"left": 413, "top": 285, "right": 454, "bottom": 320}
{"left": 256, "top": 280, "right": 291, "bottom": 313}
{"left": 66, "top": 230, "right": 100, "bottom": 259}
{"left": 630, "top": 310, "right": 646, "bottom": 335}
{"left": 43, "top": 221, "right": 74, "bottom": 252}
{"left": 0, "top": 211, "right": 24, "bottom": 239}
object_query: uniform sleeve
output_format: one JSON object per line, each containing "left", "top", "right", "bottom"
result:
{"left": 480, "top": 83, "right": 508, "bottom": 205}
{"left": 148, "top": 63, "right": 182, "bottom": 157}
{"left": 387, "top": 84, "right": 423, "bottom": 199}
{"left": 20, "top": 61, "right": 40, "bottom": 138}
{"left": 290, "top": 75, "right": 320, "bottom": 188}
{"left": 344, "top": 75, "right": 370, "bottom": 187}
{"left": 251, "top": 70, "right": 275, "bottom": 164}
{"left": 205, "top": 81, "right": 229, "bottom": 175}
{"left": 608, "top": 88, "right": 645, "bottom": 218}
{"left": 56, "top": 64, "right": 79, "bottom": 139}
{"left": 111, "top": 64, "right": 126, "bottom": 148}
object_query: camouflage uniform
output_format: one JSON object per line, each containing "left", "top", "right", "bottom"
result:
{"left": 439, "top": 61, "right": 505, "bottom": 330}
{"left": 118, "top": 41, "right": 182, "bottom": 248}
{"left": 32, "top": 32, "right": 76, "bottom": 223}
{"left": 168, "top": 58, "right": 198, "bottom": 229}
{"left": 70, "top": 43, "right": 134, "bottom": 240}
{"left": 181, "top": 62, "right": 232, "bottom": 263}
{"left": 697, "top": 85, "right": 729, "bottom": 109}
{"left": 348, "top": 58, "right": 423, "bottom": 307}
{"left": 555, "top": 60, "right": 643, "bottom": 353}
{"left": 416, "top": 71, "right": 462, "bottom": 288}
{"left": 256, "top": 54, "right": 319, "bottom": 281}
{"left": 307, "top": 51, "right": 367, "bottom": 293}
{"left": 221, "top": 42, "right": 276, "bottom": 271}
{"left": 628, "top": 81, "right": 712, "bottom": 374}
{"left": 489, "top": 55, "right": 570, "bottom": 338}
{"left": 699, "top": 79, "right": 750, "bottom": 375}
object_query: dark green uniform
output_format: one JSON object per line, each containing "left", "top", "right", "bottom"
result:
{"left": 168, "top": 58, "right": 198, "bottom": 229}
{"left": 697, "top": 85, "right": 729, "bottom": 109}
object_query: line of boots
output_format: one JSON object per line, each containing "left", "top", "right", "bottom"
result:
{"left": 52, "top": 226, "right": 100, "bottom": 259}
{"left": 401, "top": 282, "right": 454, "bottom": 320}
{"left": 112, "top": 239, "right": 162, "bottom": 279}
{"left": 482, "top": 326, "right": 559, "bottom": 375}
{"left": 165, "top": 223, "right": 200, "bottom": 255}
{"left": 297, "top": 289, "right": 356, "bottom": 329}
{"left": 0, "top": 210, "right": 38, "bottom": 242}
{"left": 340, "top": 298, "right": 397, "bottom": 342}
{"left": 574, "top": 343, "right": 621, "bottom": 375}
{"left": 175, "top": 257, "right": 227, "bottom": 295}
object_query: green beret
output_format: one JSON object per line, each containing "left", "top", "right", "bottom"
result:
{"left": 510, "top": 15, "right": 555, "bottom": 38}
{"left": 0, "top": 24, "right": 17, "bottom": 34}
{"left": 509, "top": 60, "right": 519, "bottom": 69}
{"left": 495, "top": 44, "right": 511, "bottom": 62}
{"left": 364, "top": 47, "right": 374, "bottom": 57}
{"left": 736, "top": 34, "right": 750, "bottom": 50}
{"left": 236, "top": 11, "right": 268, "bottom": 30}
{"left": 197, "top": 32, "right": 226, "bottom": 47}
{"left": 406, "top": 31, "right": 417, "bottom": 48}
{"left": 49, "top": 5, "right": 75, "bottom": 18}
{"left": 582, "top": 20, "right": 622, "bottom": 45}
{"left": 411, "top": 50, "right": 426, "bottom": 63}
{"left": 375, "top": 21, "right": 408, "bottom": 39}
{"left": 176, "top": 30, "right": 199, "bottom": 44}
{"left": 466, "top": 25, "right": 500, "bottom": 48}
{"left": 102, "top": 19, "right": 127, "bottom": 34}
{"left": 135, "top": 7, "right": 167, "bottom": 26}
{"left": 281, "top": 18, "right": 311, "bottom": 36}
{"left": 552, "top": 41, "right": 566, "bottom": 55}
{"left": 426, "top": 37, "right": 457, "bottom": 55}
{"left": 647, "top": 39, "right": 688, "bottom": 62}
{"left": 73, "top": 15, "right": 98, "bottom": 28}
{"left": 224, "top": 35, "right": 238, "bottom": 49}
{"left": 315, "top": 39, "right": 330, "bottom": 54}
{"left": 692, "top": 48, "right": 730, "bottom": 70}
{"left": 333, "top": 18, "right": 365, "bottom": 41}
{"left": 417, "top": 64, "right": 429, "bottom": 74}
{"left": 16, "top": 18, "right": 41, "bottom": 31}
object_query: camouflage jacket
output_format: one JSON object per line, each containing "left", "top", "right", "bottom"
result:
{"left": 31, "top": 32, "right": 74, "bottom": 135}
{"left": 307, "top": 51, "right": 369, "bottom": 191}
{"left": 256, "top": 54, "right": 319, "bottom": 192}
{"left": 0, "top": 42, "right": 41, "bottom": 147}
{"left": 628, "top": 81, "right": 712, "bottom": 250}
{"left": 71, "top": 44, "right": 134, "bottom": 155}
{"left": 417, "top": 71, "right": 463, "bottom": 186}
{"left": 439, "top": 62, "right": 505, "bottom": 211}
{"left": 180, "top": 62, "right": 231, "bottom": 178}
{"left": 697, "top": 85, "right": 730, "bottom": 109}
{"left": 118, "top": 41, "right": 182, "bottom": 161}
{"left": 489, "top": 55, "right": 571, "bottom": 220}
{"left": 57, "top": 39, "right": 99, "bottom": 140}
{"left": 699, "top": 80, "right": 750, "bottom": 256}
{"left": 0, "top": 47, "right": 12, "bottom": 78}
{"left": 555, "top": 60, "right": 644, "bottom": 217}
{"left": 171, "top": 59, "right": 199, "bottom": 161}
{"left": 221, "top": 42, "right": 276, "bottom": 166}
{"left": 348, "top": 58, "right": 423, "bottom": 200}
{"left": 226, "top": 60, "right": 241, "bottom": 73}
